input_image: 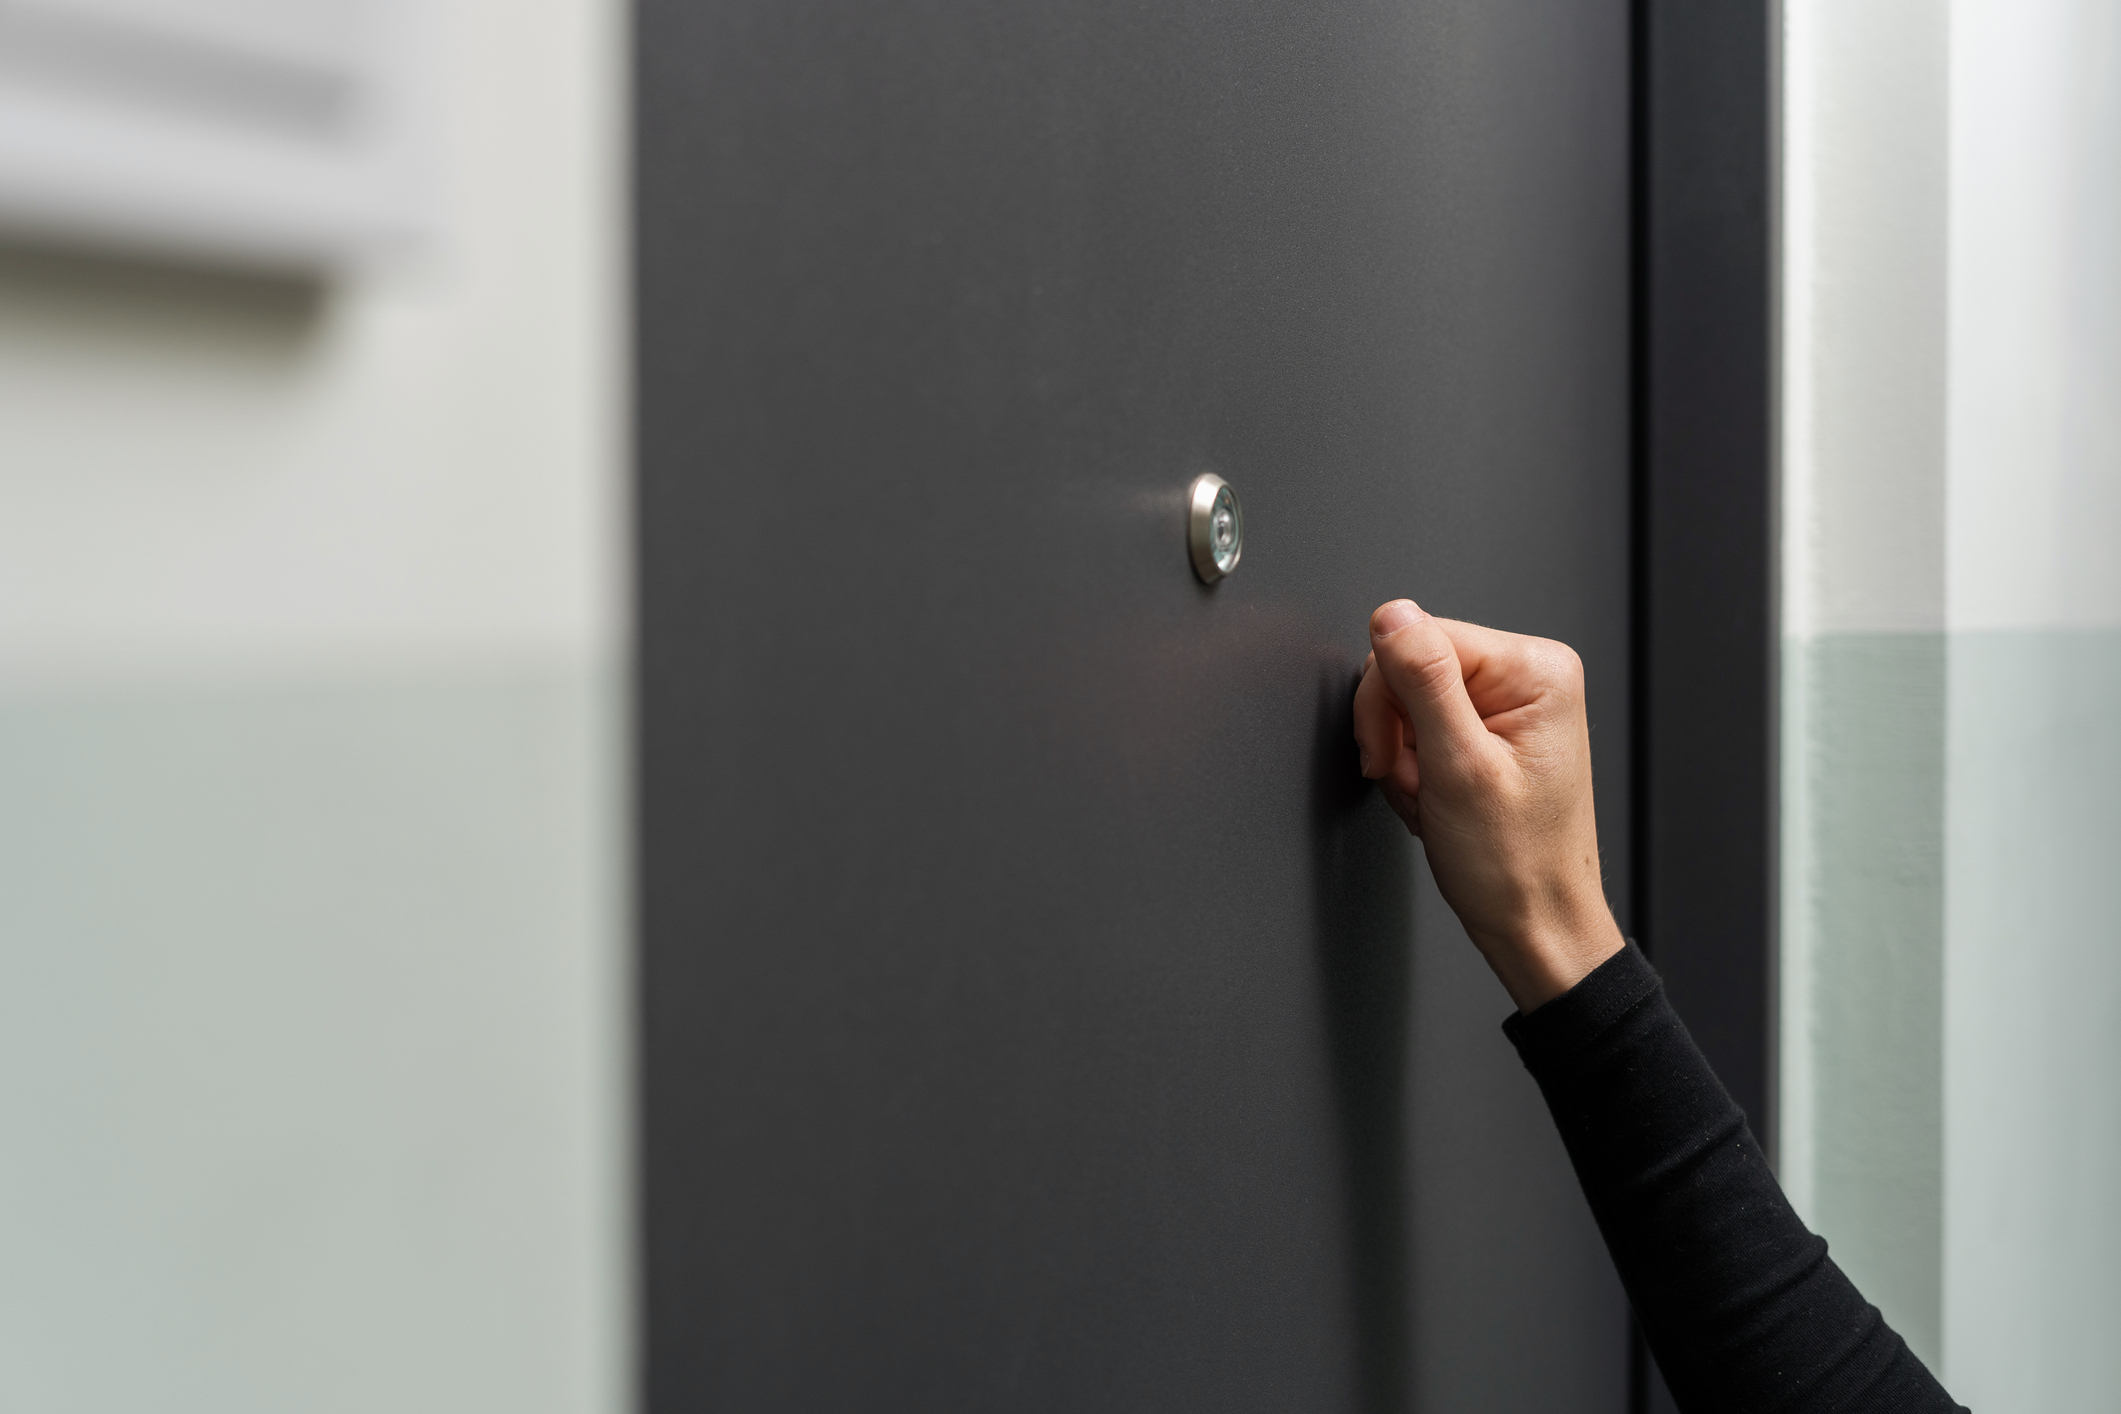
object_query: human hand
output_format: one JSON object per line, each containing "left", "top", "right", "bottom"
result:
{"left": 1351, "top": 599, "right": 1624, "bottom": 1012}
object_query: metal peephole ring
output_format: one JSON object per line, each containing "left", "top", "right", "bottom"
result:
{"left": 1187, "top": 473, "right": 1243, "bottom": 583}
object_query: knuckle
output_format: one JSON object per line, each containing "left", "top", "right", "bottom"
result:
{"left": 1399, "top": 638, "right": 1459, "bottom": 693}
{"left": 1529, "top": 638, "right": 1586, "bottom": 697}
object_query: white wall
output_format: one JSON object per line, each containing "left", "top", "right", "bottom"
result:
{"left": 1946, "top": 0, "right": 2121, "bottom": 638}
{"left": 1781, "top": 0, "right": 1949, "bottom": 641}
{"left": 0, "top": 0, "right": 628, "bottom": 1409}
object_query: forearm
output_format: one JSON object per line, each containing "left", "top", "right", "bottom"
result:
{"left": 1503, "top": 944, "right": 1963, "bottom": 1413}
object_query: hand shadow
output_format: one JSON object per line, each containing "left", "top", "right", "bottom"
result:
{"left": 1309, "top": 662, "right": 1414, "bottom": 1414}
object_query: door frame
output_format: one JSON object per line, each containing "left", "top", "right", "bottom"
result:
{"left": 1630, "top": 0, "right": 1777, "bottom": 1406}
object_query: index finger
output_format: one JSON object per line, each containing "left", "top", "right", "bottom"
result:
{"left": 1427, "top": 617, "right": 1583, "bottom": 722}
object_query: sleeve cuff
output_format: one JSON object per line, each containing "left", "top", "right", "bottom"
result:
{"left": 1500, "top": 939, "right": 1663, "bottom": 1070}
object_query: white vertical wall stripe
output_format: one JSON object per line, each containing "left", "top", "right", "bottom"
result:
{"left": 1943, "top": 1, "right": 2121, "bottom": 1405}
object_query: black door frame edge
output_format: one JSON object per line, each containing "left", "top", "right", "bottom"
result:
{"left": 1629, "top": 0, "right": 1777, "bottom": 1403}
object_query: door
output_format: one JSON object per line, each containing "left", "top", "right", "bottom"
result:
{"left": 637, "top": 2, "right": 1634, "bottom": 1409}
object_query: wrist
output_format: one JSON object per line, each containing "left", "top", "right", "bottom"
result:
{"left": 1472, "top": 897, "right": 1625, "bottom": 1013}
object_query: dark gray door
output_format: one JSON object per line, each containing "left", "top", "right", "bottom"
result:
{"left": 637, "top": 2, "right": 1633, "bottom": 1409}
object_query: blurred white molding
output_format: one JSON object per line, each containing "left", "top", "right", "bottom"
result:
{"left": 0, "top": 0, "right": 433, "bottom": 271}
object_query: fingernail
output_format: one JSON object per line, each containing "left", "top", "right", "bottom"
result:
{"left": 1371, "top": 599, "right": 1427, "bottom": 637}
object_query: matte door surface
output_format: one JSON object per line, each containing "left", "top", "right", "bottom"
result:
{"left": 637, "top": 2, "right": 1633, "bottom": 1409}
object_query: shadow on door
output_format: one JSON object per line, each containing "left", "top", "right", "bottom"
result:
{"left": 1310, "top": 664, "right": 1414, "bottom": 1414}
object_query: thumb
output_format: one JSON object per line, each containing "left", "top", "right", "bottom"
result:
{"left": 1368, "top": 600, "right": 1489, "bottom": 765}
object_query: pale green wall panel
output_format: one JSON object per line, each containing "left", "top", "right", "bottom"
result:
{"left": 1943, "top": 628, "right": 2121, "bottom": 1409}
{"left": 1792, "top": 631, "right": 1946, "bottom": 1365}
{"left": 0, "top": 667, "right": 625, "bottom": 1414}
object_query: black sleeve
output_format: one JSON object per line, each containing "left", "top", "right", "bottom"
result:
{"left": 1501, "top": 942, "right": 1965, "bottom": 1413}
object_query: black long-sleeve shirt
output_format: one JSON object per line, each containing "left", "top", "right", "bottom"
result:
{"left": 1502, "top": 942, "right": 1966, "bottom": 1413}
